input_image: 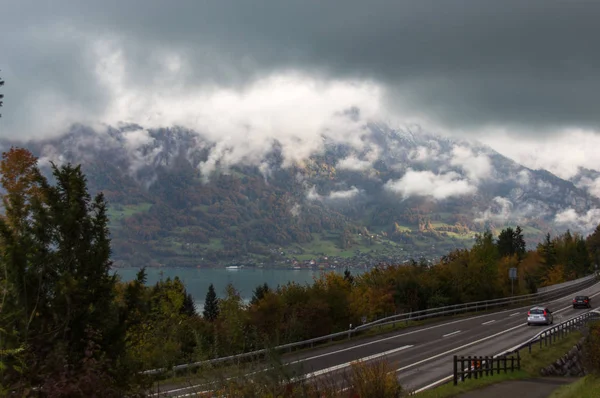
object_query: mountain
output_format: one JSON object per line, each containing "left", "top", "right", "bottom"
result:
{"left": 2, "top": 121, "right": 599, "bottom": 268}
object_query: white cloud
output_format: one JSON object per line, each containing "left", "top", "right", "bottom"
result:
{"left": 408, "top": 144, "right": 440, "bottom": 162}
{"left": 122, "top": 129, "right": 154, "bottom": 150}
{"left": 290, "top": 203, "right": 301, "bottom": 217}
{"left": 336, "top": 156, "right": 373, "bottom": 171}
{"left": 554, "top": 208, "right": 600, "bottom": 234}
{"left": 575, "top": 176, "right": 600, "bottom": 199}
{"left": 474, "top": 196, "right": 514, "bottom": 223}
{"left": 384, "top": 168, "right": 476, "bottom": 200}
{"left": 515, "top": 170, "right": 531, "bottom": 186}
{"left": 328, "top": 186, "right": 362, "bottom": 200}
{"left": 449, "top": 145, "right": 493, "bottom": 182}
{"left": 306, "top": 186, "right": 362, "bottom": 201}
{"left": 89, "top": 40, "right": 387, "bottom": 177}
{"left": 479, "top": 128, "right": 600, "bottom": 180}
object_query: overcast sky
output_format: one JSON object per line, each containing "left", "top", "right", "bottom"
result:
{"left": 1, "top": 0, "right": 600, "bottom": 179}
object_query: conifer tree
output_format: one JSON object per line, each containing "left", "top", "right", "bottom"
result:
{"left": 0, "top": 149, "right": 138, "bottom": 395}
{"left": 203, "top": 283, "right": 220, "bottom": 321}
{"left": 250, "top": 282, "right": 271, "bottom": 305}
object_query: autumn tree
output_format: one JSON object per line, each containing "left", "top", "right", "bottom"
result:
{"left": 467, "top": 230, "right": 501, "bottom": 300}
{"left": 203, "top": 283, "right": 220, "bottom": 321}
{"left": 216, "top": 284, "right": 250, "bottom": 355}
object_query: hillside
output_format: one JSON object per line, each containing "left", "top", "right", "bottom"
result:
{"left": 2, "top": 122, "right": 599, "bottom": 268}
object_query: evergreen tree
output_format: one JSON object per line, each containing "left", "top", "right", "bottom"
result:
{"left": 514, "top": 226, "right": 527, "bottom": 259}
{"left": 538, "top": 233, "right": 557, "bottom": 269}
{"left": 497, "top": 227, "right": 515, "bottom": 258}
{"left": 203, "top": 283, "right": 220, "bottom": 321}
{"left": 0, "top": 150, "right": 137, "bottom": 395}
{"left": 586, "top": 224, "right": 600, "bottom": 269}
{"left": 343, "top": 268, "right": 354, "bottom": 285}
{"left": 181, "top": 292, "right": 197, "bottom": 316}
{"left": 250, "top": 282, "right": 270, "bottom": 306}
{"left": 496, "top": 226, "right": 526, "bottom": 259}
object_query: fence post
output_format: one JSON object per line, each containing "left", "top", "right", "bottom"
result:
{"left": 511, "top": 355, "right": 514, "bottom": 371}
{"left": 453, "top": 355, "right": 458, "bottom": 385}
{"left": 467, "top": 356, "right": 472, "bottom": 379}
{"left": 454, "top": 355, "right": 458, "bottom": 385}
{"left": 479, "top": 356, "right": 484, "bottom": 378}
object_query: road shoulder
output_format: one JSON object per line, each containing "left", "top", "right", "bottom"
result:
{"left": 456, "top": 377, "right": 580, "bottom": 398}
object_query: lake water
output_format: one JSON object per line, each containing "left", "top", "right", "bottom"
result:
{"left": 113, "top": 267, "right": 358, "bottom": 309}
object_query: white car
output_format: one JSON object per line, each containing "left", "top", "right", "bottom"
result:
{"left": 527, "top": 306, "right": 554, "bottom": 326}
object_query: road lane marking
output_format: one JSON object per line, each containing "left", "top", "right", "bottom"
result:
{"left": 396, "top": 294, "right": 600, "bottom": 374}
{"left": 162, "top": 281, "right": 600, "bottom": 397}
{"left": 301, "top": 345, "right": 413, "bottom": 379}
{"left": 413, "top": 374, "right": 455, "bottom": 393}
{"left": 408, "top": 291, "right": 600, "bottom": 392}
{"left": 482, "top": 320, "right": 496, "bottom": 325}
{"left": 281, "top": 281, "right": 600, "bottom": 366}
{"left": 510, "top": 312, "right": 520, "bottom": 317}
{"left": 442, "top": 330, "right": 461, "bottom": 337}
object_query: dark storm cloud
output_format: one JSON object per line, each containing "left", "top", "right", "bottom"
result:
{"left": 1, "top": 0, "right": 600, "bottom": 137}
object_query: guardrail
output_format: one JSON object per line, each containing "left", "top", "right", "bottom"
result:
{"left": 453, "top": 309, "right": 600, "bottom": 385}
{"left": 538, "top": 275, "right": 597, "bottom": 293}
{"left": 356, "top": 273, "right": 598, "bottom": 332}
{"left": 144, "top": 272, "right": 599, "bottom": 376}
{"left": 503, "top": 310, "right": 600, "bottom": 356}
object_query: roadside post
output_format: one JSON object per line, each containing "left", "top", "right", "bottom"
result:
{"left": 509, "top": 267, "right": 517, "bottom": 296}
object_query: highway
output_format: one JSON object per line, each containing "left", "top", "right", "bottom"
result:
{"left": 286, "top": 280, "right": 600, "bottom": 393}
{"left": 158, "top": 279, "right": 600, "bottom": 397}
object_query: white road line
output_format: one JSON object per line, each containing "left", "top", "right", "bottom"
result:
{"left": 442, "top": 330, "right": 461, "bottom": 338}
{"left": 413, "top": 374, "right": 455, "bottom": 393}
{"left": 283, "top": 281, "right": 600, "bottom": 365}
{"left": 408, "top": 290, "right": 600, "bottom": 392}
{"left": 301, "top": 345, "right": 413, "bottom": 379}
{"left": 482, "top": 320, "right": 496, "bottom": 325}
{"left": 162, "top": 281, "right": 600, "bottom": 397}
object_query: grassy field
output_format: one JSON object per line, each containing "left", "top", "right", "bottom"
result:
{"left": 107, "top": 202, "right": 153, "bottom": 222}
{"left": 414, "top": 330, "right": 584, "bottom": 397}
{"left": 549, "top": 375, "right": 600, "bottom": 398}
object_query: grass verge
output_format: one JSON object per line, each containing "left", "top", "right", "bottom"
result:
{"left": 413, "top": 330, "right": 584, "bottom": 398}
{"left": 549, "top": 375, "right": 600, "bottom": 398}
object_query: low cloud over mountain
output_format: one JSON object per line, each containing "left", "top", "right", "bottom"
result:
{"left": 2, "top": 117, "right": 599, "bottom": 267}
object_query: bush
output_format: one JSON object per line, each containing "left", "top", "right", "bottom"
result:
{"left": 583, "top": 321, "right": 600, "bottom": 374}
{"left": 346, "top": 360, "right": 404, "bottom": 398}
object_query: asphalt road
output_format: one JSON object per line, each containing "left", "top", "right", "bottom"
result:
{"left": 158, "top": 279, "right": 600, "bottom": 397}
{"left": 289, "top": 280, "right": 600, "bottom": 393}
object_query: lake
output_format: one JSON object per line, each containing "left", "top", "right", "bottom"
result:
{"left": 113, "top": 267, "right": 360, "bottom": 309}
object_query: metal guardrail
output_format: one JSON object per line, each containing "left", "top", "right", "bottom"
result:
{"left": 356, "top": 273, "right": 598, "bottom": 332}
{"left": 452, "top": 309, "right": 600, "bottom": 385}
{"left": 502, "top": 309, "right": 600, "bottom": 356}
{"left": 538, "top": 275, "right": 597, "bottom": 293}
{"left": 144, "top": 272, "right": 599, "bottom": 376}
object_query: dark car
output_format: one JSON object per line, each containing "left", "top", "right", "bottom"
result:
{"left": 573, "top": 295, "right": 591, "bottom": 309}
